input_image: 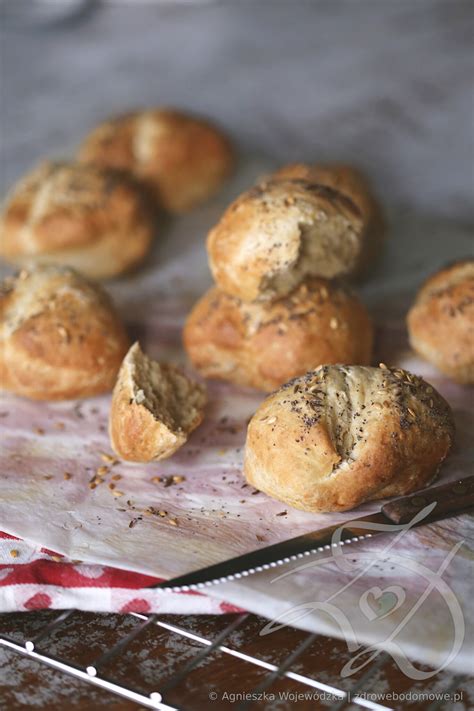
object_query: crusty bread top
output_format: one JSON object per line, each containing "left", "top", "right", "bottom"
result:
{"left": 0, "top": 265, "right": 130, "bottom": 399}
{"left": 187, "top": 277, "right": 370, "bottom": 340}
{"left": 272, "top": 163, "right": 380, "bottom": 224}
{"left": 0, "top": 264, "right": 123, "bottom": 338}
{"left": 78, "top": 108, "right": 234, "bottom": 212}
{"left": 413, "top": 258, "right": 474, "bottom": 305}
{"left": 274, "top": 364, "right": 453, "bottom": 448}
{"left": 0, "top": 160, "right": 151, "bottom": 258}
{"left": 207, "top": 178, "right": 364, "bottom": 302}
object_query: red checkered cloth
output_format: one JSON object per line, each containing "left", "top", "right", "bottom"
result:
{"left": 0, "top": 533, "right": 242, "bottom": 615}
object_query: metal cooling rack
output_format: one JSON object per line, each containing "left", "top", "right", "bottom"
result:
{"left": 0, "top": 610, "right": 467, "bottom": 710}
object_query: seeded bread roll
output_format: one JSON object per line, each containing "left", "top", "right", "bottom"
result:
{"left": 0, "top": 161, "right": 154, "bottom": 279}
{"left": 244, "top": 365, "right": 454, "bottom": 512}
{"left": 207, "top": 174, "right": 379, "bottom": 302}
{"left": 0, "top": 265, "right": 129, "bottom": 400}
{"left": 109, "top": 342, "right": 207, "bottom": 462}
{"left": 184, "top": 278, "right": 373, "bottom": 392}
{"left": 78, "top": 109, "right": 234, "bottom": 213}
{"left": 272, "top": 162, "right": 384, "bottom": 272}
{"left": 407, "top": 259, "right": 474, "bottom": 384}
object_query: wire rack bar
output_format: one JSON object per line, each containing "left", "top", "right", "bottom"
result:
{"left": 24, "top": 609, "right": 74, "bottom": 652}
{"left": 86, "top": 613, "right": 158, "bottom": 677}
{"left": 0, "top": 635, "right": 175, "bottom": 710}
{"left": 0, "top": 610, "right": 454, "bottom": 711}
{"left": 237, "top": 632, "right": 320, "bottom": 711}
{"left": 133, "top": 614, "right": 394, "bottom": 710}
{"left": 158, "top": 613, "right": 249, "bottom": 694}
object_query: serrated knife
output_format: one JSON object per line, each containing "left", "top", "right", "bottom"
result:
{"left": 153, "top": 476, "right": 474, "bottom": 592}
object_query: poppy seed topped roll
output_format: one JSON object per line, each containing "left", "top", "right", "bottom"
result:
{"left": 244, "top": 365, "right": 454, "bottom": 512}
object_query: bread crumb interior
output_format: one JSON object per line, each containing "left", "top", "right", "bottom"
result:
{"left": 130, "top": 346, "right": 204, "bottom": 433}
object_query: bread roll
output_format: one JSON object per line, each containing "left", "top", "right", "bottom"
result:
{"left": 244, "top": 364, "right": 454, "bottom": 512}
{"left": 78, "top": 109, "right": 234, "bottom": 213}
{"left": 109, "top": 342, "right": 207, "bottom": 462}
{"left": 407, "top": 259, "right": 474, "bottom": 384}
{"left": 184, "top": 278, "right": 373, "bottom": 391}
{"left": 0, "top": 161, "right": 155, "bottom": 279}
{"left": 207, "top": 174, "right": 379, "bottom": 302}
{"left": 272, "top": 162, "right": 384, "bottom": 271}
{"left": 0, "top": 265, "right": 129, "bottom": 400}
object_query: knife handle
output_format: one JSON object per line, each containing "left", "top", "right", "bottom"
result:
{"left": 382, "top": 476, "right": 474, "bottom": 525}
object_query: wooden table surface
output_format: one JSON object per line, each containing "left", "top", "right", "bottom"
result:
{"left": 1, "top": 610, "right": 472, "bottom": 710}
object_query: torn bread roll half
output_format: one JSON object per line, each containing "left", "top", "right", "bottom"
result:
{"left": 183, "top": 278, "right": 373, "bottom": 392}
{"left": 407, "top": 259, "right": 474, "bottom": 384}
{"left": 109, "top": 343, "right": 207, "bottom": 462}
{"left": 78, "top": 108, "right": 234, "bottom": 213}
{"left": 0, "top": 265, "right": 129, "bottom": 400}
{"left": 207, "top": 167, "right": 384, "bottom": 302}
{"left": 244, "top": 364, "right": 454, "bottom": 513}
{"left": 0, "top": 161, "right": 155, "bottom": 279}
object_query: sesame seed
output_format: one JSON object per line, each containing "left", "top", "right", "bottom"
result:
{"left": 159, "top": 510, "right": 167, "bottom": 517}
{"left": 96, "top": 466, "right": 109, "bottom": 477}
{"left": 407, "top": 408, "right": 416, "bottom": 419}
{"left": 330, "top": 318, "right": 338, "bottom": 330}
{"left": 111, "top": 474, "right": 122, "bottom": 481}
{"left": 172, "top": 475, "right": 185, "bottom": 483}
{"left": 266, "top": 416, "right": 277, "bottom": 424}
{"left": 63, "top": 472, "right": 72, "bottom": 480}
{"left": 429, "top": 399, "right": 434, "bottom": 408}
{"left": 10, "top": 549, "right": 19, "bottom": 558}
{"left": 108, "top": 483, "right": 116, "bottom": 490}
{"left": 379, "top": 363, "right": 388, "bottom": 369}
{"left": 320, "top": 286, "right": 328, "bottom": 299}
{"left": 113, "top": 490, "right": 124, "bottom": 497}
{"left": 168, "top": 518, "right": 178, "bottom": 526}
{"left": 151, "top": 476, "right": 162, "bottom": 484}
{"left": 89, "top": 482, "right": 97, "bottom": 489}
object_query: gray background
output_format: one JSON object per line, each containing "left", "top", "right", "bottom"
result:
{"left": 1, "top": 0, "right": 473, "bottom": 221}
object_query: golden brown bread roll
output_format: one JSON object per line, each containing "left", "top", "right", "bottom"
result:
{"left": 207, "top": 174, "right": 381, "bottom": 303}
{"left": 183, "top": 278, "right": 373, "bottom": 392}
{"left": 0, "top": 161, "right": 155, "bottom": 279}
{"left": 244, "top": 364, "right": 454, "bottom": 512}
{"left": 0, "top": 265, "right": 129, "bottom": 400}
{"left": 78, "top": 108, "right": 234, "bottom": 213}
{"left": 407, "top": 259, "right": 474, "bottom": 384}
{"left": 109, "top": 342, "right": 207, "bottom": 462}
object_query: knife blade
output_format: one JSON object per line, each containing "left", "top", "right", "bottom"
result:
{"left": 153, "top": 475, "right": 474, "bottom": 592}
